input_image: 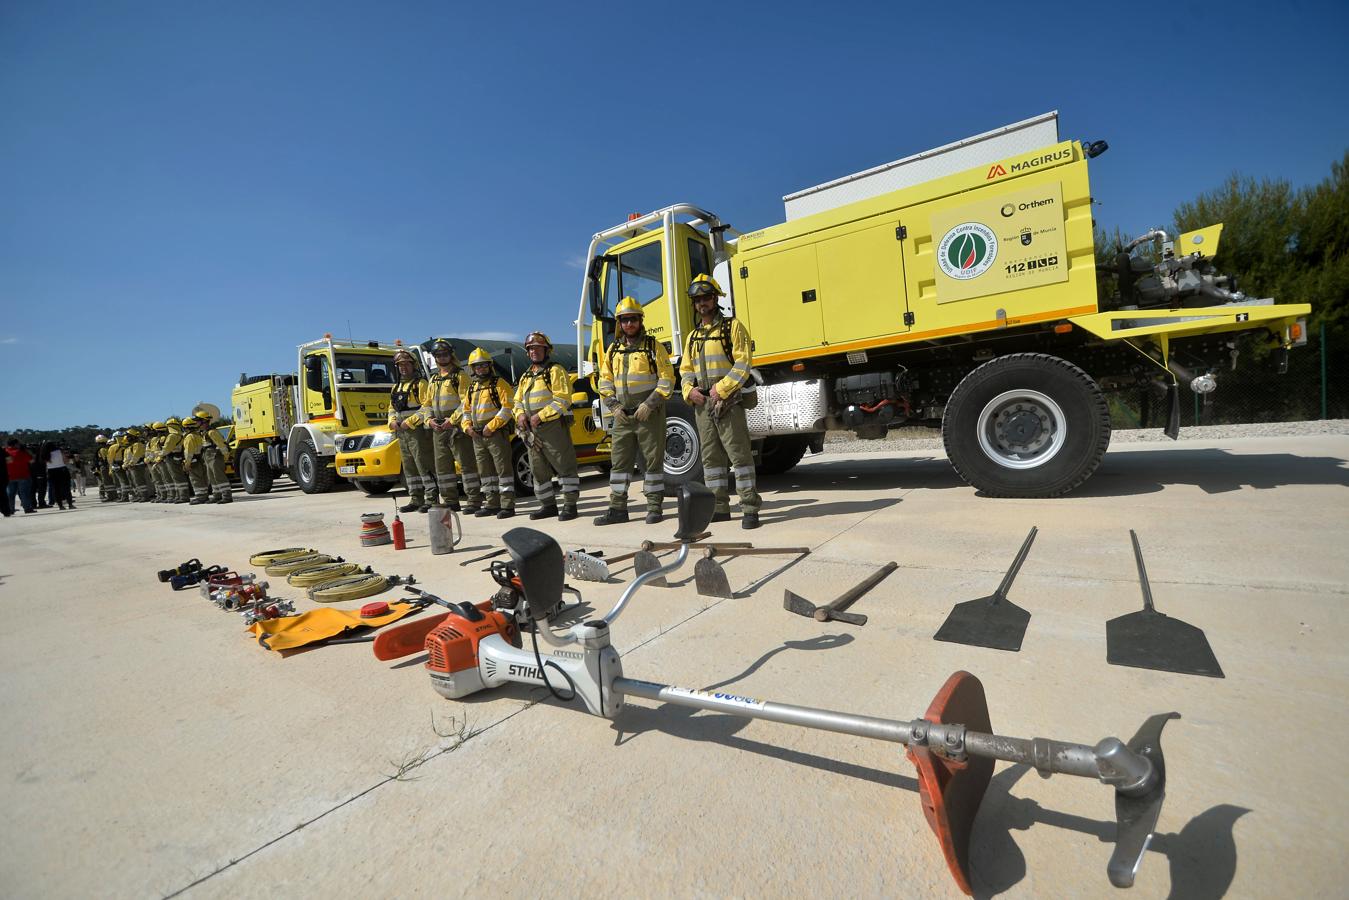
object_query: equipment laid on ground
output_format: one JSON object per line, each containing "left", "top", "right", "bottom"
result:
{"left": 564, "top": 548, "right": 610, "bottom": 582}
{"left": 241, "top": 600, "right": 297, "bottom": 627}
{"left": 170, "top": 565, "right": 227, "bottom": 590}
{"left": 307, "top": 572, "right": 415, "bottom": 603}
{"left": 249, "top": 547, "right": 315, "bottom": 566}
{"left": 694, "top": 545, "right": 811, "bottom": 599}
{"left": 428, "top": 507, "right": 463, "bottom": 555}
{"left": 384, "top": 484, "right": 1179, "bottom": 892}
{"left": 784, "top": 561, "right": 898, "bottom": 625}
{"left": 248, "top": 601, "right": 428, "bottom": 651}
{"left": 360, "top": 512, "right": 392, "bottom": 547}
{"left": 391, "top": 499, "right": 407, "bottom": 550}
{"left": 1107, "top": 531, "right": 1224, "bottom": 678}
{"left": 460, "top": 548, "right": 507, "bottom": 567}
{"left": 264, "top": 553, "right": 344, "bottom": 576}
{"left": 934, "top": 527, "right": 1037, "bottom": 652}
{"left": 157, "top": 558, "right": 202, "bottom": 583}
{"left": 287, "top": 562, "right": 370, "bottom": 588}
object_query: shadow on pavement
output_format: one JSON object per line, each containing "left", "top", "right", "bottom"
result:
{"left": 1071, "top": 449, "right": 1349, "bottom": 497}
{"left": 971, "top": 762, "right": 1248, "bottom": 898}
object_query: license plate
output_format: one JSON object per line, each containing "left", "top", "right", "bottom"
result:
{"left": 338, "top": 465, "right": 357, "bottom": 475}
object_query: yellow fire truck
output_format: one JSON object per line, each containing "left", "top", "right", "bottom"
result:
{"left": 575, "top": 112, "right": 1310, "bottom": 497}
{"left": 230, "top": 336, "right": 403, "bottom": 494}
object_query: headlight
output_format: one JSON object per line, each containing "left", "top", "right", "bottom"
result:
{"left": 370, "top": 431, "right": 395, "bottom": 448}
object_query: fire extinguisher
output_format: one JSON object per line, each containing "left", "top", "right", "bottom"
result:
{"left": 391, "top": 497, "right": 407, "bottom": 550}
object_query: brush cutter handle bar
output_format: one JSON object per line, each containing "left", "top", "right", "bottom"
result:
{"left": 602, "top": 544, "right": 692, "bottom": 628}
{"left": 994, "top": 526, "right": 1038, "bottom": 600}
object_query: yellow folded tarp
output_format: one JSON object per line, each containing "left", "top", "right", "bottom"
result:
{"left": 249, "top": 602, "right": 423, "bottom": 652}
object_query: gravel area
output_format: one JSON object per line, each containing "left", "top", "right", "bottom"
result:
{"left": 821, "top": 418, "right": 1349, "bottom": 453}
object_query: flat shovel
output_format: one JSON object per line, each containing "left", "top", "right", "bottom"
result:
{"left": 1106, "top": 531, "right": 1224, "bottom": 678}
{"left": 933, "top": 527, "right": 1036, "bottom": 652}
{"left": 695, "top": 546, "right": 811, "bottom": 599}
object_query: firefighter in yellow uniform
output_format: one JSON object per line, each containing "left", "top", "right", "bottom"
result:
{"left": 597, "top": 297, "right": 675, "bottom": 525}
{"left": 422, "top": 340, "right": 483, "bottom": 513}
{"left": 193, "top": 410, "right": 233, "bottom": 503}
{"left": 94, "top": 434, "right": 117, "bottom": 502}
{"left": 679, "top": 274, "right": 761, "bottom": 529}
{"left": 183, "top": 415, "right": 210, "bottom": 504}
{"left": 161, "top": 416, "right": 189, "bottom": 503}
{"left": 462, "top": 348, "right": 516, "bottom": 519}
{"left": 124, "top": 426, "right": 150, "bottom": 502}
{"left": 388, "top": 348, "right": 433, "bottom": 512}
{"left": 109, "top": 431, "right": 130, "bottom": 501}
{"left": 146, "top": 422, "right": 166, "bottom": 502}
{"left": 514, "top": 332, "right": 581, "bottom": 521}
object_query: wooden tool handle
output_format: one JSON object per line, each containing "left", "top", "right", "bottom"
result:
{"left": 816, "top": 561, "right": 898, "bottom": 619}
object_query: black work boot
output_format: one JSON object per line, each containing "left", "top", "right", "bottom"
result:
{"left": 446, "top": 500, "right": 461, "bottom": 512}
{"left": 497, "top": 508, "right": 516, "bottom": 520}
{"left": 462, "top": 503, "right": 481, "bottom": 516}
{"left": 530, "top": 503, "right": 558, "bottom": 521}
{"left": 645, "top": 508, "right": 663, "bottom": 525}
{"left": 593, "top": 507, "right": 629, "bottom": 526}
{"left": 558, "top": 503, "right": 577, "bottom": 522}
{"left": 475, "top": 505, "right": 500, "bottom": 518}
{"left": 711, "top": 510, "right": 732, "bottom": 523}
{"left": 190, "top": 497, "right": 207, "bottom": 505}
{"left": 399, "top": 500, "right": 421, "bottom": 513}
{"left": 741, "top": 511, "right": 761, "bottom": 530}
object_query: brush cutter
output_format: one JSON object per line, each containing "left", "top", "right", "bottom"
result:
{"left": 381, "top": 484, "right": 1179, "bottom": 893}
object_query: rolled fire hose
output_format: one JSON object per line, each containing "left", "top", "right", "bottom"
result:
{"left": 249, "top": 547, "right": 315, "bottom": 566}
{"left": 287, "top": 561, "right": 368, "bottom": 588}
{"left": 264, "top": 552, "right": 342, "bottom": 576}
{"left": 307, "top": 572, "right": 392, "bottom": 604}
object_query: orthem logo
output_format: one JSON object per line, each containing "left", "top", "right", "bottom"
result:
{"left": 937, "top": 222, "right": 999, "bottom": 281}
{"left": 987, "top": 164, "right": 1008, "bottom": 179}
{"left": 1001, "top": 203, "right": 1015, "bottom": 217}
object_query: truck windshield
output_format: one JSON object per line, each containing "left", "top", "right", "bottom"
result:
{"left": 335, "top": 354, "right": 398, "bottom": 385}
{"left": 604, "top": 241, "right": 664, "bottom": 312}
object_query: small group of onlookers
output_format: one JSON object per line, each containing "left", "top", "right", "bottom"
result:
{"left": 3, "top": 438, "right": 80, "bottom": 516}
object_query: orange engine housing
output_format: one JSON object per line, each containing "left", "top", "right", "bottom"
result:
{"left": 424, "top": 601, "right": 520, "bottom": 675}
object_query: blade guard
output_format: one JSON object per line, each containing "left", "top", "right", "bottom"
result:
{"left": 905, "top": 671, "right": 994, "bottom": 896}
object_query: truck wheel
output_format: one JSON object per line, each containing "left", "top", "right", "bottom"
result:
{"left": 295, "top": 440, "right": 337, "bottom": 494}
{"left": 757, "top": 434, "right": 811, "bottom": 476}
{"left": 357, "top": 480, "right": 393, "bottom": 496}
{"left": 512, "top": 440, "right": 535, "bottom": 497}
{"left": 942, "top": 353, "right": 1110, "bottom": 498}
{"left": 662, "top": 400, "right": 704, "bottom": 494}
{"left": 238, "top": 447, "right": 274, "bottom": 495}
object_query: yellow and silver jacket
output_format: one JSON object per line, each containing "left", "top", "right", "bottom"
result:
{"left": 125, "top": 439, "right": 145, "bottom": 466}
{"left": 108, "top": 441, "right": 125, "bottom": 466}
{"left": 203, "top": 428, "right": 229, "bottom": 455}
{"left": 513, "top": 363, "right": 571, "bottom": 423}
{"left": 599, "top": 334, "right": 674, "bottom": 406}
{"left": 183, "top": 430, "right": 204, "bottom": 461}
{"left": 387, "top": 378, "right": 430, "bottom": 428}
{"left": 465, "top": 376, "right": 514, "bottom": 432}
{"left": 161, "top": 424, "right": 184, "bottom": 456}
{"left": 679, "top": 316, "right": 753, "bottom": 401}
{"left": 422, "top": 369, "right": 470, "bottom": 423}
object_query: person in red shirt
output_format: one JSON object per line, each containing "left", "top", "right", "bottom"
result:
{"left": 5, "top": 439, "right": 36, "bottom": 514}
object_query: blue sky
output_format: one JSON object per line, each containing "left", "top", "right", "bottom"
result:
{"left": 3, "top": 1, "right": 1347, "bottom": 429}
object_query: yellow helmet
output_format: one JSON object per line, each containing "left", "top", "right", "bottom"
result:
{"left": 393, "top": 349, "right": 417, "bottom": 366}
{"left": 467, "top": 347, "right": 492, "bottom": 367}
{"left": 165, "top": 416, "right": 181, "bottom": 427}
{"left": 193, "top": 410, "right": 212, "bottom": 424}
{"left": 524, "top": 331, "right": 552, "bottom": 350}
{"left": 688, "top": 274, "right": 725, "bottom": 299}
{"left": 127, "top": 426, "right": 142, "bottom": 437}
{"left": 614, "top": 296, "right": 643, "bottom": 319}
{"left": 430, "top": 339, "right": 458, "bottom": 360}
{"left": 151, "top": 421, "right": 166, "bottom": 431}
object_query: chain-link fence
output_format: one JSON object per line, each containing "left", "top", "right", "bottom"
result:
{"left": 1109, "top": 325, "right": 1348, "bottom": 428}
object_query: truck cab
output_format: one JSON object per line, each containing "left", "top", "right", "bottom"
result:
{"left": 231, "top": 336, "right": 402, "bottom": 494}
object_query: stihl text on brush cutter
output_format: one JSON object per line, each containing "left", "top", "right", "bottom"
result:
{"left": 382, "top": 484, "right": 1180, "bottom": 893}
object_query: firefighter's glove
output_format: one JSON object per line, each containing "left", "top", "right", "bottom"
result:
{"left": 635, "top": 401, "right": 655, "bottom": 422}
{"left": 612, "top": 408, "right": 629, "bottom": 425}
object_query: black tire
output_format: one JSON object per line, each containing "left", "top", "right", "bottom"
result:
{"left": 662, "top": 400, "right": 704, "bottom": 494}
{"left": 356, "top": 480, "right": 394, "bottom": 496}
{"left": 238, "top": 447, "right": 274, "bottom": 495}
{"left": 294, "top": 440, "right": 337, "bottom": 494}
{"left": 942, "top": 353, "right": 1110, "bottom": 498}
{"left": 757, "top": 434, "right": 811, "bottom": 476}
{"left": 512, "top": 439, "right": 535, "bottom": 497}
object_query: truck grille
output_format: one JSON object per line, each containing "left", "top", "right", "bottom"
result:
{"left": 340, "top": 435, "right": 372, "bottom": 453}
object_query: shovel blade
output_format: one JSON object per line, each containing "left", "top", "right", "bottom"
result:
{"left": 694, "top": 557, "right": 733, "bottom": 599}
{"left": 1106, "top": 609, "right": 1224, "bottom": 678}
{"left": 632, "top": 550, "right": 667, "bottom": 587}
{"left": 933, "top": 595, "right": 1031, "bottom": 652}
{"left": 782, "top": 589, "right": 817, "bottom": 619}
